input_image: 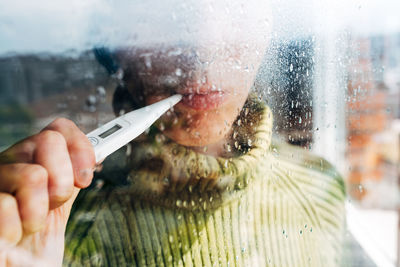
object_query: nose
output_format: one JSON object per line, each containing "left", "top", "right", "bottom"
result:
{"left": 120, "top": 46, "right": 217, "bottom": 94}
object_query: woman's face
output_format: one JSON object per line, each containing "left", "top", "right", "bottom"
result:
{"left": 120, "top": 44, "right": 265, "bottom": 148}
{"left": 117, "top": 0, "right": 271, "bottom": 148}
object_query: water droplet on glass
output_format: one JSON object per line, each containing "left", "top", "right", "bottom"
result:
{"left": 85, "top": 95, "right": 97, "bottom": 112}
{"left": 155, "top": 134, "right": 163, "bottom": 143}
{"left": 96, "top": 86, "right": 106, "bottom": 97}
{"left": 226, "top": 144, "right": 231, "bottom": 152}
{"left": 126, "top": 143, "right": 132, "bottom": 156}
{"left": 94, "top": 179, "right": 104, "bottom": 189}
{"left": 144, "top": 57, "right": 152, "bottom": 69}
{"left": 163, "top": 177, "right": 170, "bottom": 186}
{"left": 86, "top": 95, "right": 97, "bottom": 105}
{"left": 247, "top": 139, "right": 252, "bottom": 147}
{"left": 233, "top": 131, "right": 238, "bottom": 139}
{"left": 175, "top": 68, "right": 182, "bottom": 77}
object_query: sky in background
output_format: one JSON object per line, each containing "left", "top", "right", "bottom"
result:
{"left": 0, "top": 0, "right": 399, "bottom": 55}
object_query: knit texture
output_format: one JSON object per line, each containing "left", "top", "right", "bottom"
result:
{"left": 64, "top": 100, "right": 345, "bottom": 267}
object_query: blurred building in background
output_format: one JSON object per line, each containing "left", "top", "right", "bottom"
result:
{"left": 346, "top": 33, "right": 400, "bottom": 207}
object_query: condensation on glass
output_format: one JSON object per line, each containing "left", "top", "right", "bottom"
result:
{"left": 0, "top": 0, "right": 399, "bottom": 266}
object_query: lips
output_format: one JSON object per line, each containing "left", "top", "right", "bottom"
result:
{"left": 179, "top": 91, "right": 226, "bottom": 110}
{"left": 145, "top": 84, "right": 227, "bottom": 111}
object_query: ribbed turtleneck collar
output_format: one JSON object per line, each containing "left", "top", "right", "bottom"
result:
{"left": 124, "top": 97, "right": 273, "bottom": 210}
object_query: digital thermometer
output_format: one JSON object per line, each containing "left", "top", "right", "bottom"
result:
{"left": 86, "top": 94, "right": 182, "bottom": 163}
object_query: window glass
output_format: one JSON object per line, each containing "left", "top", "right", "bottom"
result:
{"left": 0, "top": 0, "right": 399, "bottom": 266}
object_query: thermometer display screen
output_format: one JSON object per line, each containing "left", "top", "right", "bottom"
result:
{"left": 99, "top": 124, "right": 122, "bottom": 139}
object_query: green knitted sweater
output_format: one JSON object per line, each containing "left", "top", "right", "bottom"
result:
{"left": 64, "top": 100, "right": 346, "bottom": 267}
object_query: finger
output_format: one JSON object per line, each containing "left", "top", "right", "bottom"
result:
{"left": 34, "top": 130, "right": 74, "bottom": 210}
{"left": 0, "top": 193, "right": 23, "bottom": 245}
{"left": 44, "top": 118, "right": 95, "bottom": 188}
{"left": 0, "top": 138, "right": 36, "bottom": 164}
{"left": 0, "top": 164, "right": 49, "bottom": 234}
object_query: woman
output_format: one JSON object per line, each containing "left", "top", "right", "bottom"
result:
{"left": 60, "top": 41, "right": 345, "bottom": 266}
{"left": 0, "top": 2, "right": 345, "bottom": 266}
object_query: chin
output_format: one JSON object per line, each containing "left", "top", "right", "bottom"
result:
{"left": 158, "top": 108, "right": 236, "bottom": 147}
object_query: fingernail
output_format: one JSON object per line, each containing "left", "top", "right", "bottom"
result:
{"left": 77, "top": 168, "right": 94, "bottom": 187}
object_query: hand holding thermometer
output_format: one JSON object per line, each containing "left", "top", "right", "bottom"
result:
{"left": 86, "top": 94, "right": 182, "bottom": 163}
